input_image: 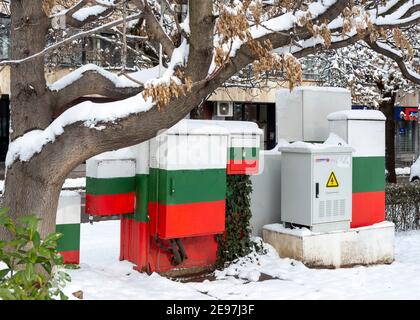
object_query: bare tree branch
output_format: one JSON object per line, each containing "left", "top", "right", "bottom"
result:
{"left": 132, "top": 0, "right": 175, "bottom": 57}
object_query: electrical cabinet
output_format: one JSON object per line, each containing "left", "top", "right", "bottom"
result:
{"left": 276, "top": 87, "right": 351, "bottom": 142}
{"left": 86, "top": 158, "right": 136, "bottom": 216}
{"left": 149, "top": 129, "right": 229, "bottom": 239}
{"left": 227, "top": 133, "right": 261, "bottom": 175}
{"left": 280, "top": 143, "right": 353, "bottom": 232}
{"left": 328, "top": 110, "right": 386, "bottom": 228}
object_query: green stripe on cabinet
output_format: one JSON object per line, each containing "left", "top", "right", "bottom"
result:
{"left": 134, "top": 174, "right": 149, "bottom": 222}
{"left": 86, "top": 176, "right": 135, "bottom": 195}
{"left": 149, "top": 168, "right": 226, "bottom": 205}
{"left": 352, "top": 156, "right": 385, "bottom": 193}
{"left": 56, "top": 224, "right": 80, "bottom": 252}
{"left": 229, "top": 147, "right": 259, "bottom": 161}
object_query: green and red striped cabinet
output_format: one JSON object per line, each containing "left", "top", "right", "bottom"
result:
{"left": 86, "top": 158, "right": 136, "bottom": 216}
{"left": 328, "top": 110, "right": 386, "bottom": 228}
{"left": 86, "top": 120, "right": 263, "bottom": 274}
{"left": 228, "top": 133, "right": 260, "bottom": 175}
{"left": 56, "top": 191, "right": 81, "bottom": 264}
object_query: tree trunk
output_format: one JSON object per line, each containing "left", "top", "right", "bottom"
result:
{"left": 9, "top": 1, "right": 50, "bottom": 139}
{"left": 2, "top": 162, "right": 64, "bottom": 238}
{"left": 0, "top": 1, "right": 53, "bottom": 239}
{"left": 380, "top": 95, "right": 397, "bottom": 183}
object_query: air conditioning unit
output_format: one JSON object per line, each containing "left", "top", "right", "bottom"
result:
{"left": 216, "top": 101, "right": 233, "bottom": 117}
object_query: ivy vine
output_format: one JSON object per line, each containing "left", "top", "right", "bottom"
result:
{"left": 216, "top": 174, "right": 255, "bottom": 268}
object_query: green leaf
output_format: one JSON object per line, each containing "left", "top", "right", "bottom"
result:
{"left": 24, "top": 264, "right": 35, "bottom": 282}
{"left": 42, "top": 262, "right": 52, "bottom": 274}
{"left": 32, "top": 232, "right": 41, "bottom": 248}
{"left": 0, "top": 268, "right": 10, "bottom": 279}
{"left": 0, "top": 211, "right": 71, "bottom": 300}
{"left": 0, "top": 288, "right": 16, "bottom": 300}
{"left": 44, "top": 232, "right": 63, "bottom": 243}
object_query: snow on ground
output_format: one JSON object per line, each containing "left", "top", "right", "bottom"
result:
{"left": 63, "top": 220, "right": 420, "bottom": 300}
{"left": 396, "top": 167, "right": 410, "bottom": 176}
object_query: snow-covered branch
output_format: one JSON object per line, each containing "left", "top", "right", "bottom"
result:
{"left": 7, "top": 39, "right": 189, "bottom": 167}
{"left": 51, "top": 0, "right": 120, "bottom": 26}
{"left": 48, "top": 64, "right": 146, "bottom": 111}
{"left": 368, "top": 40, "right": 420, "bottom": 85}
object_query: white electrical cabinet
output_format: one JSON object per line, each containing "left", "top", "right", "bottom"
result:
{"left": 276, "top": 87, "right": 351, "bottom": 142}
{"left": 279, "top": 143, "right": 353, "bottom": 232}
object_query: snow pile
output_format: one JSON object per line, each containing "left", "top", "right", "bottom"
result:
{"left": 145, "top": 39, "right": 189, "bottom": 88}
{"left": 49, "top": 65, "right": 164, "bottom": 92}
{"left": 89, "top": 146, "right": 137, "bottom": 161}
{"left": 48, "top": 64, "right": 141, "bottom": 91}
{"left": 72, "top": 5, "right": 108, "bottom": 22}
{"left": 280, "top": 140, "right": 353, "bottom": 152}
{"left": 96, "top": 0, "right": 116, "bottom": 5}
{"left": 62, "top": 178, "right": 86, "bottom": 189}
{"left": 250, "top": 0, "right": 337, "bottom": 39}
{"left": 128, "top": 66, "right": 164, "bottom": 84}
{"left": 395, "top": 167, "right": 410, "bottom": 176}
{"left": 60, "top": 220, "right": 420, "bottom": 300}
{"left": 324, "top": 132, "right": 349, "bottom": 147}
{"left": 164, "top": 119, "right": 263, "bottom": 136}
{"left": 263, "top": 223, "right": 313, "bottom": 236}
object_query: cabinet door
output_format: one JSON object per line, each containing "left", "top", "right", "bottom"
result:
{"left": 312, "top": 154, "right": 351, "bottom": 225}
{"left": 155, "top": 134, "right": 228, "bottom": 239}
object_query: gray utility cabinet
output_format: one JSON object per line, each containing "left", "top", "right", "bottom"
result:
{"left": 276, "top": 87, "right": 351, "bottom": 143}
{"left": 280, "top": 144, "right": 353, "bottom": 233}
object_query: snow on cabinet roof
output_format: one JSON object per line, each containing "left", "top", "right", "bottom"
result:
{"left": 161, "top": 119, "right": 263, "bottom": 136}
{"left": 90, "top": 146, "right": 137, "bottom": 161}
{"left": 276, "top": 86, "right": 350, "bottom": 94}
{"left": 327, "top": 110, "right": 386, "bottom": 121}
{"left": 279, "top": 133, "right": 353, "bottom": 153}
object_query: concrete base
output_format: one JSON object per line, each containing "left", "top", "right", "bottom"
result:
{"left": 262, "top": 222, "right": 395, "bottom": 268}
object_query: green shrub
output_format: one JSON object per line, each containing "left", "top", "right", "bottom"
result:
{"left": 216, "top": 175, "right": 265, "bottom": 268}
{"left": 386, "top": 183, "right": 420, "bottom": 231}
{"left": 0, "top": 208, "right": 71, "bottom": 300}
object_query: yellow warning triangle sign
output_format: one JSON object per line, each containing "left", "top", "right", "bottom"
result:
{"left": 326, "top": 171, "right": 339, "bottom": 188}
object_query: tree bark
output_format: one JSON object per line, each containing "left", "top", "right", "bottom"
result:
{"left": 379, "top": 94, "right": 397, "bottom": 183}
{"left": 3, "top": 163, "right": 63, "bottom": 238}
{"left": 9, "top": 0, "right": 50, "bottom": 139}
{"left": 1, "top": 1, "right": 53, "bottom": 239}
